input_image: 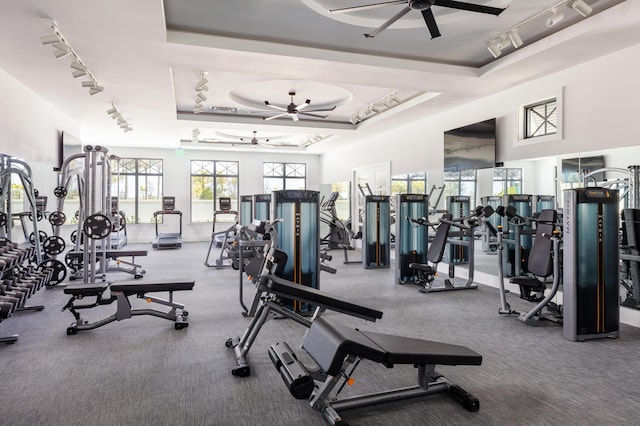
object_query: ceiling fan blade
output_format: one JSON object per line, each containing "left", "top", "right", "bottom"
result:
{"left": 264, "top": 101, "right": 288, "bottom": 112}
{"left": 296, "top": 99, "right": 312, "bottom": 111}
{"left": 327, "top": 1, "right": 406, "bottom": 14}
{"left": 303, "top": 106, "right": 337, "bottom": 113}
{"left": 263, "top": 113, "right": 288, "bottom": 121}
{"left": 433, "top": 0, "right": 506, "bottom": 16}
{"left": 298, "top": 112, "right": 329, "bottom": 119}
{"left": 421, "top": 9, "right": 441, "bottom": 39}
{"left": 364, "top": 5, "right": 411, "bottom": 38}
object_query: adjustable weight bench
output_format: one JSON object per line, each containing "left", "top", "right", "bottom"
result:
{"left": 62, "top": 279, "right": 194, "bottom": 335}
{"left": 227, "top": 249, "right": 382, "bottom": 377}
{"left": 100, "top": 250, "right": 147, "bottom": 278}
{"left": 270, "top": 317, "right": 483, "bottom": 426}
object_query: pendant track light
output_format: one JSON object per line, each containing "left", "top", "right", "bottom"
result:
{"left": 571, "top": 0, "right": 592, "bottom": 17}
{"left": 72, "top": 70, "right": 86, "bottom": 78}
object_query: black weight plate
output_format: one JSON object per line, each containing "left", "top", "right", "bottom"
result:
{"left": 38, "top": 259, "right": 67, "bottom": 287}
{"left": 64, "top": 251, "right": 83, "bottom": 272}
{"left": 83, "top": 213, "right": 112, "bottom": 240}
{"left": 49, "top": 211, "right": 67, "bottom": 226}
{"left": 28, "top": 210, "right": 44, "bottom": 222}
{"left": 28, "top": 230, "right": 48, "bottom": 246}
{"left": 42, "top": 235, "right": 65, "bottom": 256}
{"left": 54, "top": 186, "right": 68, "bottom": 198}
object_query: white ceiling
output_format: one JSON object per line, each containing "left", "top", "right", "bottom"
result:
{"left": 0, "top": 0, "right": 637, "bottom": 155}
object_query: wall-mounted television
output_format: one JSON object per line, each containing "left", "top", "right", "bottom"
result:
{"left": 443, "top": 118, "right": 497, "bottom": 172}
{"left": 561, "top": 155, "right": 605, "bottom": 183}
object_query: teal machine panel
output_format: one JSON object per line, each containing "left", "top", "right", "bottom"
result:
{"left": 534, "top": 195, "right": 555, "bottom": 215}
{"left": 272, "top": 190, "right": 320, "bottom": 313}
{"left": 254, "top": 194, "right": 271, "bottom": 221}
{"left": 363, "top": 195, "right": 391, "bottom": 269}
{"left": 563, "top": 188, "right": 619, "bottom": 341}
{"left": 447, "top": 195, "right": 470, "bottom": 264}
{"left": 240, "top": 195, "right": 253, "bottom": 226}
{"left": 395, "top": 194, "right": 429, "bottom": 284}
{"left": 502, "top": 194, "right": 532, "bottom": 277}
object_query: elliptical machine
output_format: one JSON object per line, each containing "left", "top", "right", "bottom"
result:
{"left": 496, "top": 207, "right": 562, "bottom": 326}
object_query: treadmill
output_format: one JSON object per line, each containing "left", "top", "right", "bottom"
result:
{"left": 152, "top": 196, "right": 182, "bottom": 249}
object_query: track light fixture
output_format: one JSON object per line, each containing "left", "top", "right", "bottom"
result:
{"left": 571, "top": 0, "right": 592, "bottom": 17}
{"left": 351, "top": 90, "right": 403, "bottom": 125}
{"left": 41, "top": 22, "right": 132, "bottom": 133}
{"left": 487, "top": 0, "right": 595, "bottom": 59}
{"left": 193, "top": 72, "right": 209, "bottom": 114}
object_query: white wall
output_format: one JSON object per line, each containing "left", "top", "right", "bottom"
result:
{"left": 111, "top": 146, "right": 320, "bottom": 243}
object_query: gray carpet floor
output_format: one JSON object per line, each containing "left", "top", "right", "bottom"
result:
{"left": 1, "top": 242, "right": 640, "bottom": 426}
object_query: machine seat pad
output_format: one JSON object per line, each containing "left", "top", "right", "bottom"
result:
{"left": 110, "top": 279, "right": 195, "bottom": 295}
{"left": 64, "top": 283, "right": 109, "bottom": 297}
{"left": 302, "top": 318, "right": 482, "bottom": 376}
{"left": 409, "top": 263, "right": 437, "bottom": 274}
{"left": 510, "top": 277, "right": 546, "bottom": 289}
{"left": 268, "top": 275, "right": 383, "bottom": 321}
{"left": 98, "top": 250, "right": 148, "bottom": 259}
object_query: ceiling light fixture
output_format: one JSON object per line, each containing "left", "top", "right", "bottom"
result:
{"left": 351, "top": 90, "right": 403, "bottom": 125}
{"left": 41, "top": 22, "right": 132, "bottom": 132}
{"left": 193, "top": 71, "right": 209, "bottom": 114}
{"left": 571, "top": 0, "right": 593, "bottom": 18}
{"left": 487, "top": 0, "right": 594, "bottom": 59}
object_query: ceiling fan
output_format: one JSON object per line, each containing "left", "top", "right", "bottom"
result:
{"left": 262, "top": 91, "right": 336, "bottom": 122}
{"left": 239, "top": 130, "right": 271, "bottom": 146}
{"left": 326, "top": 0, "right": 507, "bottom": 39}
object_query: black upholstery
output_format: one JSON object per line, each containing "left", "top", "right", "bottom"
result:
{"left": 110, "top": 279, "right": 194, "bottom": 295}
{"left": 427, "top": 214, "right": 452, "bottom": 264}
{"left": 96, "top": 250, "right": 148, "bottom": 259}
{"left": 510, "top": 209, "right": 556, "bottom": 297}
{"left": 64, "top": 283, "right": 109, "bottom": 297}
{"left": 303, "top": 318, "right": 482, "bottom": 376}
{"left": 267, "top": 275, "right": 383, "bottom": 321}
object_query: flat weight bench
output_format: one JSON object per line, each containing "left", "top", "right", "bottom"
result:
{"left": 100, "top": 250, "right": 147, "bottom": 278}
{"left": 227, "top": 272, "right": 383, "bottom": 378}
{"left": 62, "top": 279, "right": 194, "bottom": 335}
{"left": 270, "top": 317, "right": 483, "bottom": 426}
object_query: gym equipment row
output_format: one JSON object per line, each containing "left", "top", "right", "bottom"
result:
{"left": 320, "top": 191, "right": 361, "bottom": 265}
{"left": 205, "top": 197, "right": 239, "bottom": 268}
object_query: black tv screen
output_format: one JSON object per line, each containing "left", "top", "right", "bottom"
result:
{"left": 561, "top": 155, "right": 605, "bottom": 183}
{"left": 444, "top": 118, "right": 496, "bottom": 172}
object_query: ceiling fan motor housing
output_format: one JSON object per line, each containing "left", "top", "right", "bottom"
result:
{"left": 410, "top": 0, "right": 434, "bottom": 10}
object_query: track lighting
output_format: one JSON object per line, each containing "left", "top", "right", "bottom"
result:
{"left": 196, "top": 74, "right": 208, "bottom": 90}
{"left": 89, "top": 85, "right": 103, "bottom": 96}
{"left": 104, "top": 103, "right": 132, "bottom": 133}
{"left": 486, "top": 0, "right": 595, "bottom": 60}
{"left": 40, "top": 34, "right": 62, "bottom": 45}
{"left": 508, "top": 29, "right": 523, "bottom": 49}
{"left": 193, "top": 72, "right": 210, "bottom": 114}
{"left": 196, "top": 92, "right": 207, "bottom": 102}
{"left": 571, "top": 0, "right": 592, "bottom": 17}
{"left": 106, "top": 105, "right": 118, "bottom": 115}
{"left": 71, "top": 70, "right": 86, "bottom": 78}
{"left": 545, "top": 9, "right": 564, "bottom": 27}
{"left": 81, "top": 80, "right": 96, "bottom": 88}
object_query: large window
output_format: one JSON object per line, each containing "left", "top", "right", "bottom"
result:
{"left": 524, "top": 98, "right": 556, "bottom": 139}
{"left": 444, "top": 169, "right": 477, "bottom": 207}
{"left": 391, "top": 172, "right": 427, "bottom": 195}
{"left": 191, "top": 160, "right": 239, "bottom": 223}
{"left": 493, "top": 168, "right": 522, "bottom": 195}
{"left": 263, "top": 162, "right": 306, "bottom": 192}
{"left": 112, "top": 158, "right": 162, "bottom": 224}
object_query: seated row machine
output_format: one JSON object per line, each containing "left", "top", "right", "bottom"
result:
{"left": 62, "top": 279, "right": 194, "bottom": 334}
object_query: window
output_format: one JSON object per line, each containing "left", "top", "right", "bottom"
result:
{"left": 391, "top": 172, "right": 427, "bottom": 195}
{"left": 263, "top": 162, "right": 306, "bottom": 192}
{"left": 524, "top": 98, "right": 556, "bottom": 139}
{"left": 112, "top": 158, "right": 163, "bottom": 224}
{"left": 191, "top": 160, "right": 239, "bottom": 223}
{"left": 444, "top": 169, "right": 477, "bottom": 207}
{"left": 493, "top": 168, "right": 522, "bottom": 196}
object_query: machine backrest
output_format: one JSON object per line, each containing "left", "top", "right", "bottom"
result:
{"left": 622, "top": 209, "right": 640, "bottom": 252}
{"left": 527, "top": 209, "right": 557, "bottom": 278}
{"left": 427, "top": 213, "right": 452, "bottom": 264}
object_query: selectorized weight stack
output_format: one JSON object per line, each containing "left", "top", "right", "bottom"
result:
{"left": 254, "top": 194, "right": 271, "bottom": 221}
{"left": 240, "top": 195, "right": 253, "bottom": 226}
{"left": 395, "top": 194, "right": 429, "bottom": 284}
{"left": 272, "top": 190, "right": 320, "bottom": 312}
{"left": 563, "top": 188, "right": 620, "bottom": 341}
{"left": 501, "top": 194, "right": 533, "bottom": 277}
{"left": 362, "top": 195, "right": 390, "bottom": 269}
{"left": 447, "top": 195, "right": 470, "bottom": 264}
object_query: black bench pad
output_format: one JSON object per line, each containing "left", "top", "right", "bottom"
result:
{"left": 409, "top": 263, "right": 437, "bottom": 273}
{"left": 110, "top": 279, "right": 194, "bottom": 295}
{"left": 64, "top": 283, "right": 109, "bottom": 296}
{"left": 510, "top": 277, "right": 545, "bottom": 289}
{"left": 303, "top": 318, "right": 482, "bottom": 377}
{"left": 97, "top": 250, "right": 148, "bottom": 259}
{"left": 268, "top": 275, "right": 383, "bottom": 321}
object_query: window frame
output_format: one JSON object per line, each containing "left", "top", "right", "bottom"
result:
{"left": 515, "top": 87, "right": 564, "bottom": 146}
{"left": 190, "top": 159, "right": 239, "bottom": 223}
{"left": 111, "top": 158, "right": 163, "bottom": 224}
{"left": 444, "top": 168, "right": 477, "bottom": 207}
{"left": 263, "top": 162, "right": 306, "bottom": 192}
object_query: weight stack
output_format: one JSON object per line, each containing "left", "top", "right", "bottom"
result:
{"left": 563, "top": 188, "right": 619, "bottom": 341}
